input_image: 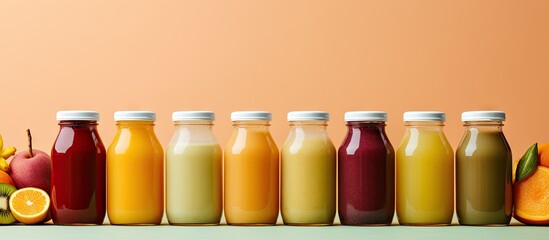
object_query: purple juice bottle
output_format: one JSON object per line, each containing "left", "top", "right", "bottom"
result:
{"left": 338, "top": 111, "right": 395, "bottom": 225}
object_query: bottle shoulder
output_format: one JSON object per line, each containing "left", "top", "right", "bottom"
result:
{"left": 225, "top": 129, "right": 279, "bottom": 154}
{"left": 456, "top": 130, "right": 511, "bottom": 157}
{"left": 397, "top": 129, "right": 453, "bottom": 156}
{"left": 53, "top": 126, "right": 106, "bottom": 155}
{"left": 108, "top": 127, "right": 163, "bottom": 155}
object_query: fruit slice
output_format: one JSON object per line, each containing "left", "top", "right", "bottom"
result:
{"left": 539, "top": 143, "right": 549, "bottom": 168}
{"left": 514, "top": 166, "right": 549, "bottom": 225}
{"left": 9, "top": 187, "right": 50, "bottom": 224}
{"left": 0, "top": 171, "right": 14, "bottom": 187}
{"left": 0, "top": 183, "right": 17, "bottom": 224}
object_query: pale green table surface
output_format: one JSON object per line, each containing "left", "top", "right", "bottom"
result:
{"left": 4, "top": 219, "right": 549, "bottom": 240}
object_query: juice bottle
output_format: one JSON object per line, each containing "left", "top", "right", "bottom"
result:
{"left": 166, "top": 111, "right": 222, "bottom": 225}
{"left": 456, "top": 111, "right": 512, "bottom": 225}
{"left": 107, "top": 111, "right": 164, "bottom": 225}
{"left": 224, "top": 111, "right": 279, "bottom": 225}
{"left": 281, "top": 111, "right": 336, "bottom": 225}
{"left": 339, "top": 111, "right": 394, "bottom": 225}
{"left": 51, "top": 111, "right": 106, "bottom": 225}
{"left": 396, "top": 111, "right": 454, "bottom": 225}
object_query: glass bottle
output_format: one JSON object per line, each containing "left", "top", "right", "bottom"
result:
{"left": 107, "top": 111, "right": 164, "bottom": 225}
{"left": 456, "top": 111, "right": 512, "bottom": 225}
{"left": 51, "top": 110, "right": 106, "bottom": 225}
{"left": 224, "top": 111, "right": 279, "bottom": 225}
{"left": 281, "top": 111, "right": 336, "bottom": 225}
{"left": 396, "top": 111, "right": 454, "bottom": 225}
{"left": 166, "top": 111, "right": 222, "bottom": 225}
{"left": 339, "top": 111, "right": 394, "bottom": 225}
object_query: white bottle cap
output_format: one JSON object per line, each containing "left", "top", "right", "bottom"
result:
{"left": 231, "top": 111, "right": 272, "bottom": 121}
{"left": 403, "top": 111, "right": 446, "bottom": 122}
{"left": 172, "top": 111, "right": 215, "bottom": 121}
{"left": 114, "top": 111, "right": 156, "bottom": 121}
{"left": 345, "top": 111, "right": 387, "bottom": 122}
{"left": 287, "top": 111, "right": 329, "bottom": 121}
{"left": 462, "top": 111, "right": 505, "bottom": 121}
{"left": 57, "top": 111, "right": 99, "bottom": 121}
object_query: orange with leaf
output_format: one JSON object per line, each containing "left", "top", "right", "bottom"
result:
{"left": 513, "top": 143, "right": 549, "bottom": 225}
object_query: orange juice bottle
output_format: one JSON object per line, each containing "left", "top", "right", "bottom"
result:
{"left": 396, "top": 111, "right": 454, "bottom": 225}
{"left": 107, "top": 111, "right": 164, "bottom": 225}
{"left": 224, "top": 111, "right": 279, "bottom": 225}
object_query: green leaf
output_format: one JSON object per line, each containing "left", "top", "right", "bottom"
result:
{"left": 515, "top": 143, "right": 539, "bottom": 183}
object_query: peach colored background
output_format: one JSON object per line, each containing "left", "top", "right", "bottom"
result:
{"left": 0, "top": 0, "right": 548, "bottom": 160}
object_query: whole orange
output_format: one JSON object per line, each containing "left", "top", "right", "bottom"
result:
{"left": 0, "top": 171, "right": 15, "bottom": 187}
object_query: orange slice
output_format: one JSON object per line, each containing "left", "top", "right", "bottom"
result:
{"left": 514, "top": 166, "right": 549, "bottom": 225}
{"left": 8, "top": 187, "right": 50, "bottom": 224}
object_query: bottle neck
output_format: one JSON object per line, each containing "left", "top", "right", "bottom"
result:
{"left": 346, "top": 121, "right": 385, "bottom": 128}
{"left": 116, "top": 120, "right": 155, "bottom": 129}
{"left": 58, "top": 120, "right": 98, "bottom": 129}
{"left": 174, "top": 120, "right": 214, "bottom": 133}
{"left": 404, "top": 121, "right": 444, "bottom": 132}
{"left": 232, "top": 120, "right": 271, "bottom": 131}
{"left": 172, "top": 120, "right": 217, "bottom": 143}
{"left": 290, "top": 120, "right": 327, "bottom": 128}
{"left": 404, "top": 121, "right": 444, "bottom": 129}
{"left": 463, "top": 121, "right": 504, "bottom": 132}
{"left": 288, "top": 121, "right": 329, "bottom": 138}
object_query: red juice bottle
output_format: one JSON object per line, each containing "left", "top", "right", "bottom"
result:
{"left": 338, "top": 111, "right": 395, "bottom": 225}
{"left": 51, "top": 111, "right": 106, "bottom": 225}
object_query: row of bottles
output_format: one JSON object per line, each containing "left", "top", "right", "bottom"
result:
{"left": 50, "top": 110, "right": 512, "bottom": 226}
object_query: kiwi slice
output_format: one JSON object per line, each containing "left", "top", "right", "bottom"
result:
{"left": 0, "top": 183, "right": 16, "bottom": 224}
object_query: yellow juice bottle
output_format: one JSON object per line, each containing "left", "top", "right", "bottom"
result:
{"left": 396, "top": 111, "right": 454, "bottom": 225}
{"left": 224, "top": 111, "right": 279, "bottom": 225}
{"left": 281, "top": 111, "right": 336, "bottom": 225}
{"left": 166, "top": 111, "right": 222, "bottom": 225}
{"left": 107, "top": 111, "right": 164, "bottom": 225}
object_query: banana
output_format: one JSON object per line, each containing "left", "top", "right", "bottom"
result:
{"left": 1, "top": 147, "right": 16, "bottom": 159}
{"left": 0, "top": 134, "right": 16, "bottom": 173}
{"left": 0, "top": 157, "right": 9, "bottom": 172}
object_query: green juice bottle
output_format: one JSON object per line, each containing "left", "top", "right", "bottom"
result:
{"left": 456, "top": 111, "right": 512, "bottom": 226}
